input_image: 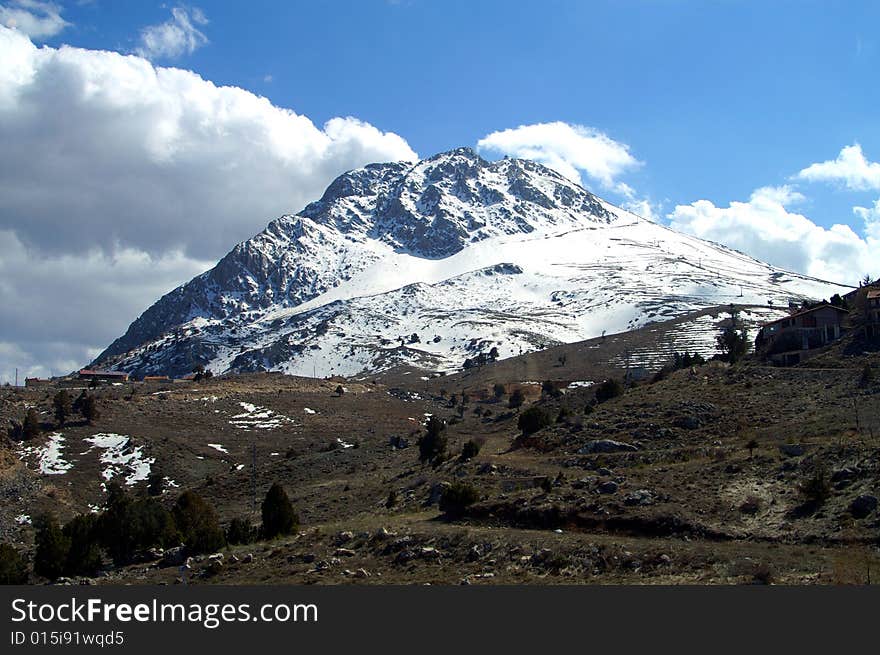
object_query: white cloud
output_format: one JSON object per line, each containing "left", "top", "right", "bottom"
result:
{"left": 0, "top": 26, "right": 417, "bottom": 382}
{"left": 668, "top": 185, "right": 877, "bottom": 285}
{"left": 136, "top": 6, "right": 209, "bottom": 60}
{"left": 476, "top": 121, "right": 640, "bottom": 189}
{"left": 853, "top": 199, "right": 880, "bottom": 241}
{"left": 796, "top": 144, "right": 880, "bottom": 191}
{"left": 0, "top": 0, "right": 67, "bottom": 39}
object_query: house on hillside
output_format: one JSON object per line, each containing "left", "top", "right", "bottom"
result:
{"left": 755, "top": 303, "right": 849, "bottom": 365}
{"left": 78, "top": 369, "right": 130, "bottom": 383}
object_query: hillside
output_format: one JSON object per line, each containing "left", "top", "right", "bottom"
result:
{"left": 4, "top": 321, "right": 878, "bottom": 585}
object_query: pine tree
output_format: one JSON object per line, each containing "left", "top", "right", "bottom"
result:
{"left": 33, "top": 512, "right": 70, "bottom": 580}
{"left": 418, "top": 416, "right": 447, "bottom": 464}
{"left": 80, "top": 394, "right": 100, "bottom": 425}
{"left": 261, "top": 483, "right": 298, "bottom": 539}
{"left": 22, "top": 408, "right": 40, "bottom": 440}
{"left": 53, "top": 390, "right": 71, "bottom": 427}
{"left": 0, "top": 543, "right": 28, "bottom": 584}
{"left": 508, "top": 388, "right": 525, "bottom": 409}
{"left": 716, "top": 306, "right": 749, "bottom": 363}
{"left": 172, "top": 491, "right": 225, "bottom": 554}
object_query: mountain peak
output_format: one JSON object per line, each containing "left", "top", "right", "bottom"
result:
{"left": 90, "top": 148, "right": 850, "bottom": 379}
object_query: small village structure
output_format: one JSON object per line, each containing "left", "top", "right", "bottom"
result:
{"left": 755, "top": 303, "right": 848, "bottom": 365}
{"left": 77, "top": 368, "right": 130, "bottom": 383}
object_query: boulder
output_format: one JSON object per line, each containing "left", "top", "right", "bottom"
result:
{"left": 778, "top": 443, "right": 805, "bottom": 457}
{"left": 578, "top": 439, "right": 638, "bottom": 454}
{"left": 598, "top": 481, "right": 619, "bottom": 494}
{"left": 850, "top": 495, "right": 878, "bottom": 519}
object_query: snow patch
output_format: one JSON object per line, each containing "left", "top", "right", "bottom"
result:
{"left": 82, "top": 433, "right": 154, "bottom": 486}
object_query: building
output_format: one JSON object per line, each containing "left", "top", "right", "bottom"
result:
{"left": 755, "top": 303, "right": 849, "bottom": 365}
{"left": 143, "top": 375, "right": 171, "bottom": 383}
{"left": 867, "top": 290, "right": 880, "bottom": 340}
{"left": 78, "top": 369, "right": 130, "bottom": 383}
{"left": 24, "top": 377, "right": 52, "bottom": 388}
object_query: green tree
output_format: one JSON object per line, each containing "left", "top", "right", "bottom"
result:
{"left": 594, "top": 378, "right": 624, "bottom": 403}
{"left": 261, "top": 483, "right": 298, "bottom": 539}
{"left": 80, "top": 394, "right": 100, "bottom": 425}
{"left": 439, "top": 482, "right": 479, "bottom": 518}
{"left": 62, "top": 514, "right": 102, "bottom": 576}
{"left": 172, "top": 491, "right": 225, "bottom": 554}
{"left": 22, "top": 408, "right": 41, "bottom": 440}
{"left": 97, "top": 483, "right": 179, "bottom": 565}
{"left": 493, "top": 383, "right": 506, "bottom": 400}
{"left": 417, "top": 416, "right": 447, "bottom": 464}
{"left": 226, "top": 517, "right": 256, "bottom": 545}
{"left": 716, "top": 306, "right": 749, "bottom": 363}
{"left": 508, "top": 388, "right": 525, "bottom": 409}
{"left": 459, "top": 439, "right": 481, "bottom": 461}
{"left": 33, "top": 512, "right": 70, "bottom": 580}
{"left": 518, "top": 406, "right": 552, "bottom": 436}
{"left": 53, "top": 390, "right": 71, "bottom": 427}
{"left": 0, "top": 543, "right": 29, "bottom": 584}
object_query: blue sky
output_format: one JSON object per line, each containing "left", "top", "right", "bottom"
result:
{"left": 51, "top": 0, "right": 879, "bottom": 224}
{"left": 0, "top": 1, "right": 878, "bottom": 381}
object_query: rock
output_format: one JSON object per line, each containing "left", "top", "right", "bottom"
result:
{"left": 229, "top": 554, "right": 240, "bottom": 563}
{"left": 831, "top": 467, "right": 858, "bottom": 483}
{"left": 597, "top": 467, "right": 613, "bottom": 477}
{"left": 354, "top": 568, "right": 370, "bottom": 578}
{"left": 374, "top": 527, "right": 395, "bottom": 540}
{"left": 850, "top": 495, "right": 878, "bottom": 519}
{"left": 673, "top": 416, "right": 702, "bottom": 430}
{"left": 334, "top": 531, "right": 354, "bottom": 545}
{"left": 598, "top": 480, "right": 619, "bottom": 494}
{"left": 578, "top": 439, "right": 638, "bottom": 454}
{"left": 478, "top": 463, "right": 499, "bottom": 475}
{"left": 162, "top": 546, "right": 187, "bottom": 567}
{"left": 302, "top": 553, "right": 317, "bottom": 564}
{"left": 147, "top": 547, "right": 165, "bottom": 560}
{"left": 778, "top": 443, "right": 805, "bottom": 457}
{"left": 624, "top": 489, "right": 655, "bottom": 506}
{"left": 242, "top": 553, "right": 254, "bottom": 564}
{"left": 335, "top": 548, "right": 357, "bottom": 557}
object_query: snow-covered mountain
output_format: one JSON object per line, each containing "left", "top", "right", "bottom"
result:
{"left": 91, "top": 147, "right": 851, "bottom": 378}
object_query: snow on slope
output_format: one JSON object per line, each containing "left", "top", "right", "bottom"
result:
{"left": 91, "top": 148, "right": 852, "bottom": 378}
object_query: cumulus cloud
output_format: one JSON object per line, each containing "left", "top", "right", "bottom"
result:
{"left": 477, "top": 121, "right": 640, "bottom": 189}
{"left": 796, "top": 144, "right": 880, "bottom": 191}
{"left": 0, "top": 0, "right": 67, "bottom": 38}
{"left": 0, "top": 26, "right": 417, "bottom": 382}
{"left": 136, "top": 6, "right": 209, "bottom": 60}
{"left": 668, "top": 185, "right": 877, "bottom": 285}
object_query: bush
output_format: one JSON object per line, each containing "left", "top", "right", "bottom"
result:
{"left": 417, "top": 416, "right": 447, "bottom": 464}
{"left": 493, "top": 383, "right": 505, "bottom": 400}
{"left": 33, "top": 512, "right": 70, "bottom": 580}
{"left": 439, "top": 482, "right": 479, "bottom": 518}
{"left": 173, "top": 491, "right": 225, "bottom": 554}
{"left": 226, "top": 517, "right": 257, "bottom": 545}
{"left": 0, "top": 543, "right": 28, "bottom": 584}
{"left": 22, "top": 408, "right": 40, "bottom": 441}
{"left": 261, "top": 483, "right": 298, "bottom": 539}
{"left": 335, "top": 384, "right": 345, "bottom": 395}
{"left": 541, "top": 380, "right": 562, "bottom": 399}
{"left": 459, "top": 439, "right": 482, "bottom": 461}
{"left": 859, "top": 364, "right": 874, "bottom": 388}
{"left": 518, "top": 406, "right": 552, "bottom": 436}
{"left": 385, "top": 489, "right": 398, "bottom": 509}
{"left": 508, "top": 388, "right": 525, "bottom": 409}
{"left": 594, "top": 378, "right": 623, "bottom": 404}
{"left": 799, "top": 464, "right": 832, "bottom": 506}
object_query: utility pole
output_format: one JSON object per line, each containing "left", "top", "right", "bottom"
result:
{"left": 15, "top": 367, "right": 18, "bottom": 387}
